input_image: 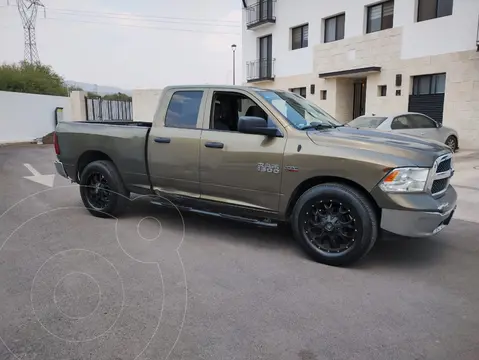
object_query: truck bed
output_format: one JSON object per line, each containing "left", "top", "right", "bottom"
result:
{"left": 55, "top": 121, "right": 152, "bottom": 193}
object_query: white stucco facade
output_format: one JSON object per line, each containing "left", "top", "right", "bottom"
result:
{"left": 241, "top": 0, "right": 479, "bottom": 149}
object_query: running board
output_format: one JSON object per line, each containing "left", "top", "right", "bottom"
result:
{"left": 150, "top": 200, "right": 278, "bottom": 228}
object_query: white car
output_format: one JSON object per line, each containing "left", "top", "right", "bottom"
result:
{"left": 348, "top": 112, "right": 459, "bottom": 151}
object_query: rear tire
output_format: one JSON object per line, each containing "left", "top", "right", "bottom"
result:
{"left": 79, "top": 160, "right": 129, "bottom": 218}
{"left": 291, "top": 183, "right": 378, "bottom": 266}
{"left": 445, "top": 135, "right": 458, "bottom": 152}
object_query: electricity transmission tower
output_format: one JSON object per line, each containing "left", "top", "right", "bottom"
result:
{"left": 16, "top": 0, "right": 45, "bottom": 64}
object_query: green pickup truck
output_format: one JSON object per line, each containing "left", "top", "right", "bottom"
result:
{"left": 54, "top": 85, "right": 457, "bottom": 266}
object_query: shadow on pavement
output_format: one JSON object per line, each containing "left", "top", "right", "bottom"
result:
{"left": 120, "top": 197, "right": 447, "bottom": 270}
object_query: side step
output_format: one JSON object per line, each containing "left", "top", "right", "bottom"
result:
{"left": 150, "top": 200, "right": 278, "bottom": 228}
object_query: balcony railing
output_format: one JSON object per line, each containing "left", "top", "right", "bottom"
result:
{"left": 246, "top": 58, "right": 275, "bottom": 82}
{"left": 245, "top": 0, "right": 276, "bottom": 30}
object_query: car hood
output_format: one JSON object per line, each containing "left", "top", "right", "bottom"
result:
{"left": 307, "top": 126, "right": 451, "bottom": 166}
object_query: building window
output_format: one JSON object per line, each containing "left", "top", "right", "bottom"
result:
{"left": 366, "top": 1, "right": 394, "bottom": 33}
{"left": 290, "top": 87, "right": 307, "bottom": 98}
{"left": 412, "top": 73, "right": 446, "bottom": 95}
{"left": 324, "top": 14, "right": 345, "bottom": 43}
{"left": 165, "top": 91, "right": 204, "bottom": 129}
{"left": 417, "top": 0, "right": 453, "bottom": 22}
{"left": 320, "top": 90, "right": 327, "bottom": 100}
{"left": 378, "top": 85, "right": 387, "bottom": 96}
{"left": 291, "top": 24, "right": 308, "bottom": 50}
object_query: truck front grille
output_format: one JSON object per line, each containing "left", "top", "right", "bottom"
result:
{"left": 428, "top": 153, "right": 454, "bottom": 197}
{"left": 436, "top": 158, "right": 451, "bottom": 173}
{"left": 431, "top": 178, "right": 448, "bottom": 194}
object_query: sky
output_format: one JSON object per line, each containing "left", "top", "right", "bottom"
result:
{"left": 0, "top": 0, "right": 242, "bottom": 90}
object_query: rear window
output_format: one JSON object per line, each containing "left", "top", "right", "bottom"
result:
{"left": 348, "top": 116, "right": 387, "bottom": 128}
{"left": 165, "top": 91, "right": 203, "bottom": 129}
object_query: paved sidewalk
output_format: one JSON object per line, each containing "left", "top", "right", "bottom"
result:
{"left": 451, "top": 150, "right": 479, "bottom": 223}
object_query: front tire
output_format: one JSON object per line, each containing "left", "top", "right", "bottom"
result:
{"left": 445, "top": 136, "right": 458, "bottom": 152}
{"left": 291, "top": 183, "right": 378, "bottom": 266}
{"left": 79, "top": 160, "right": 130, "bottom": 218}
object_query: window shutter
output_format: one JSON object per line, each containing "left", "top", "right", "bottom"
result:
{"left": 303, "top": 25, "right": 309, "bottom": 41}
{"left": 369, "top": 4, "right": 382, "bottom": 21}
{"left": 336, "top": 15, "right": 345, "bottom": 40}
{"left": 325, "top": 18, "right": 336, "bottom": 42}
{"left": 383, "top": 1, "right": 394, "bottom": 17}
{"left": 292, "top": 27, "right": 301, "bottom": 49}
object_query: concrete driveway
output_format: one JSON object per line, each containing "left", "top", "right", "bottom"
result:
{"left": 0, "top": 144, "right": 478, "bottom": 360}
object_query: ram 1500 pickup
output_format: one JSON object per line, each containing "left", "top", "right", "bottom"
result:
{"left": 54, "top": 85, "right": 457, "bottom": 266}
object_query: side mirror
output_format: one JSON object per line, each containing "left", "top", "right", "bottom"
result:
{"left": 437, "top": 121, "right": 443, "bottom": 128}
{"left": 238, "top": 116, "right": 279, "bottom": 137}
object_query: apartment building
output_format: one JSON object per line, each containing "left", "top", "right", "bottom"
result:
{"left": 241, "top": 0, "right": 479, "bottom": 148}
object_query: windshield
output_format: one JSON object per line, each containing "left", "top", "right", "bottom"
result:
{"left": 348, "top": 116, "right": 387, "bottom": 129}
{"left": 256, "top": 90, "right": 343, "bottom": 129}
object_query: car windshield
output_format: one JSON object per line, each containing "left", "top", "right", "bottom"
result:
{"left": 256, "top": 90, "right": 343, "bottom": 129}
{"left": 348, "top": 116, "right": 387, "bottom": 128}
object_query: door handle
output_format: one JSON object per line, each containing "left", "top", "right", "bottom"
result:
{"left": 154, "top": 137, "right": 171, "bottom": 144}
{"left": 204, "top": 142, "right": 224, "bottom": 149}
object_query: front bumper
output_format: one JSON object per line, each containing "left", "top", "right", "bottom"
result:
{"left": 379, "top": 186, "right": 457, "bottom": 238}
{"left": 54, "top": 160, "right": 69, "bottom": 179}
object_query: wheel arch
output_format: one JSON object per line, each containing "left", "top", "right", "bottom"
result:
{"left": 284, "top": 176, "right": 380, "bottom": 221}
{"left": 76, "top": 150, "right": 114, "bottom": 181}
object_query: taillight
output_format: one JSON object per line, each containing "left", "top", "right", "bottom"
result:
{"left": 53, "top": 132, "right": 60, "bottom": 155}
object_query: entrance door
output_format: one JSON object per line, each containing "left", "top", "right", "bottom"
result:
{"left": 352, "top": 79, "right": 366, "bottom": 119}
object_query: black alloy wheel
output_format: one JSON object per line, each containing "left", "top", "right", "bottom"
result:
{"left": 85, "top": 172, "right": 112, "bottom": 210}
{"left": 79, "top": 160, "right": 129, "bottom": 218}
{"left": 291, "top": 183, "right": 378, "bottom": 266}
{"left": 302, "top": 199, "right": 358, "bottom": 254}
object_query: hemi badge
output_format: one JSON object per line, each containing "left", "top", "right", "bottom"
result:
{"left": 285, "top": 166, "right": 299, "bottom": 172}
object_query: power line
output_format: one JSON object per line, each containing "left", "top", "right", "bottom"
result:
{"left": 1, "top": 3, "right": 240, "bottom": 26}
{"left": 45, "top": 6, "right": 240, "bottom": 24}
{"left": 49, "top": 9, "right": 240, "bottom": 28}
{"left": 39, "top": 17, "right": 240, "bottom": 35}
{"left": 0, "top": 3, "right": 241, "bottom": 36}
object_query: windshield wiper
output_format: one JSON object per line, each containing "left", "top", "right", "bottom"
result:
{"left": 300, "top": 122, "right": 341, "bottom": 130}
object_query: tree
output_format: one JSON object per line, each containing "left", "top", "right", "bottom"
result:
{"left": 0, "top": 61, "right": 69, "bottom": 96}
{"left": 86, "top": 91, "right": 101, "bottom": 99}
{"left": 103, "top": 92, "right": 132, "bottom": 101}
{"left": 67, "top": 85, "right": 84, "bottom": 92}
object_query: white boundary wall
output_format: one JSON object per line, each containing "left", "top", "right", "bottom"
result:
{"left": 132, "top": 89, "right": 163, "bottom": 122}
{"left": 0, "top": 91, "right": 72, "bottom": 144}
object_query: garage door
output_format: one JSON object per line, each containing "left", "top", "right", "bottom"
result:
{"left": 408, "top": 73, "right": 446, "bottom": 124}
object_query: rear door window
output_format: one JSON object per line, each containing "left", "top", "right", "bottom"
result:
{"left": 165, "top": 91, "right": 204, "bottom": 129}
{"left": 391, "top": 116, "right": 413, "bottom": 130}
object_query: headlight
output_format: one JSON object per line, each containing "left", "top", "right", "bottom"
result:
{"left": 379, "top": 167, "right": 430, "bottom": 193}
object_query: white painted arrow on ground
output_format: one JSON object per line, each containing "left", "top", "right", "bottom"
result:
{"left": 23, "top": 163, "right": 55, "bottom": 187}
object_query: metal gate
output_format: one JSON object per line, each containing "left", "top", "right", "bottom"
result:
{"left": 85, "top": 97, "right": 133, "bottom": 121}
